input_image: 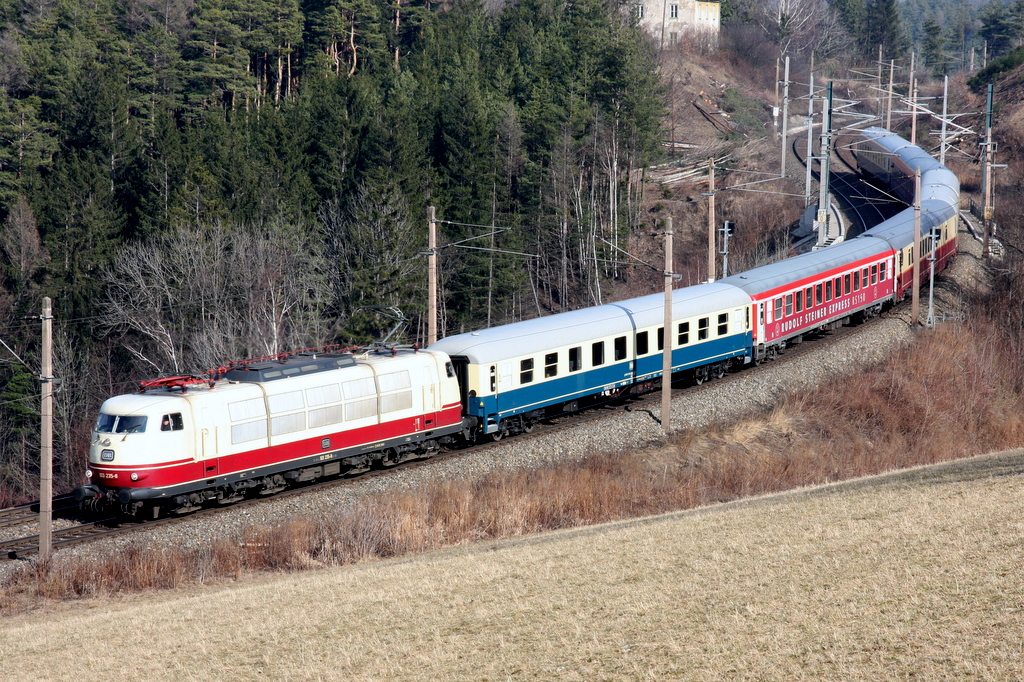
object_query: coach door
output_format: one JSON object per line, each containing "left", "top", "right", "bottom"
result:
{"left": 756, "top": 302, "right": 766, "bottom": 344}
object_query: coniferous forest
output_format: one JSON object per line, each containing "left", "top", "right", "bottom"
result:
{"left": 0, "top": 0, "right": 664, "bottom": 499}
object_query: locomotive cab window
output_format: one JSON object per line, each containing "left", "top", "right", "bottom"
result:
{"left": 614, "top": 336, "right": 627, "bottom": 361}
{"left": 544, "top": 353, "right": 558, "bottom": 378}
{"left": 678, "top": 322, "right": 690, "bottom": 346}
{"left": 636, "top": 331, "right": 649, "bottom": 355}
{"left": 95, "top": 414, "right": 148, "bottom": 434}
{"left": 698, "top": 318, "right": 709, "bottom": 340}
{"left": 160, "top": 413, "right": 184, "bottom": 432}
{"left": 520, "top": 358, "right": 534, "bottom": 384}
{"left": 592, "top": 341, "right": 605, "bottom": 366}
{"left": 569, "top": 347, "right": 582, "bottom": 372}
{"left": 717, "top": 313, "right": 728, "bottom": 335}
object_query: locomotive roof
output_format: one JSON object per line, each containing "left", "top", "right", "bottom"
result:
{"left": 717, "top": 237, "right": 890, "bottom": 297}
{"left": 429, "top": 283, "right": 750, "bottom": 364}
{"left": 222, "top": 352, "right": 358, "bottom": 382}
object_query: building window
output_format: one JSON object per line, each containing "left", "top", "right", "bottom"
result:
{"left": 670, "top": 4, "right": 678, "bottom": 18}
{"left": 636, "top": 3, "right": 644, "bottom": 18}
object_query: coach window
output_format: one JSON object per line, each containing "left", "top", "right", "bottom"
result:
{"left": 785, "top": 294, "right": 793, "bottom": 317}
{"left": 871, "top": 264, "right": 878, "bottom": 284}
{"left": 825, "top": 280, "right": 833, "bottom": 301}
{"left": 592, "top": 341, "right": 605, "bottom": 366}
{"left": 854, "top": 270, "right": 860, "bottom": 291}
{"left": 717, "top": 313, "right": 728, "bottom": 335}
{"left": 774, "top": 298, "right": 783, "bottom": 319}
{"left": 879, "top": 262, "right": 887, "bottom": 281}
{"left": 490, "top": 366, "right": 496, "bottom": 392}
{"left": 544, "top": 353, "right": 558, "bottom": 378}
{"left": 844, "top": 274, "right": 851, "bottom": 295}
{"left": 698, "top": 317, "right": 709, "bottom": 341}
{"left": 636, "top": 331, "right": 649, "bottom": 355}
{"left": 657, "top": 327, "right": 664, "bottom": 351}
{"left": 569, "top": 347, "right": 582, "bottom": 372}
{"left": 815, "top": 283, "right": 823, "bottom": 306}
{"left": 795, "top": 290, "right": 803, "bottom": 313}
{"left": 678, "top": 322, "right": 690, "bottom": 346}
{"left": 834, "top": 277, "right": 842, "bottom": 297}
{"left": 862, "top": 267, "right": 869, "bottom": 286}
{"left": 520, "top": 358, "right": 534, "bottom": 384}
{"left": 614, "top": 336, "right": 627, "bottom": 361}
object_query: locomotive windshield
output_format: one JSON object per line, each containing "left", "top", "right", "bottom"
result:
{"left": 95, "top": 414, "right": 148, "bottom": 434}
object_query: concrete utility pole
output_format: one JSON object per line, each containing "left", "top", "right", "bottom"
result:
{"left": 804, "top": 55, "right": 815, "bottom": 207}
{"left": 912, "top": 168, "right": 922, "bottom": 326}
{"left": 427, "top": 206, "right": 438, "bottom": 345}
{"left": 982, "top": 84, "right": 994, "bottom": 259}
{"left": 940, "top": 76, "right": 949, "bottom": 166}
{"left": 707, "top": 158, "right": 716, "bottom": 282}
{"left": 661, "top": 217, "right": 674, "bottom": 436}
{"left": 780, "top": 55, "right": 790, "bottom": 178}
{"left": 877, "top": 46, "right": 883, "bottom": 116}
{"left": 39, "top": 297, "right": 53, "bottom": 562}
{"left": 814, "top": 81, "right": 834, "bottom": 248}
{"left": 886, "top": 59, "right": 895, "bottom": 130}
{"left": 910, "top": 77, "right": 918, "bottom": 144}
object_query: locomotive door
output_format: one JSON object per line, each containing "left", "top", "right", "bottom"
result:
{"left": 198, "top": 407, "right": 219, "bottom": 478}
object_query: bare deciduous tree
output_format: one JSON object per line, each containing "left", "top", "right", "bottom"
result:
{"left": 102, "top": 222, "right": 332, "bottom": 376}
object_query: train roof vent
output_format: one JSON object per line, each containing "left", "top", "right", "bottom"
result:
{"left": 223, "top": 354, "right": 357, "bottom": 383}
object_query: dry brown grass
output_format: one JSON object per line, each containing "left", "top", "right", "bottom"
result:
{"left": 2, "top": 451, "right": 1022, "bottom": 680}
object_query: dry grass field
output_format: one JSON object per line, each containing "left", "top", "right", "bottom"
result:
{"left": 2, "top": 450, "right": 1022, "bottom": 680}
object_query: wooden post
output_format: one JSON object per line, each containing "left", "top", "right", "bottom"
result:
{"left": 427, "top": 206, "right": 438, "bottom": 345}
{"left": 662, "top": 217, "right": 674, "bottom": 435}
{"left": 707, "top": 159, "right": 716, "bottom": 282}
{"left": 39, "top": 297, "right": 53, "bottom": 562}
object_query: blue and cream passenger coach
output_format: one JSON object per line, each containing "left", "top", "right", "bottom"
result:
{"left": 429, "top": 283, "right": 753, "bottom": 440}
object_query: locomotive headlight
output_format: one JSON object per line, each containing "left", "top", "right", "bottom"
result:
{"left": 130, "top": 473, "right": 139, "bottom": 482}
{"left": 85, "top": 469, "right": 93, "bottom": 479}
